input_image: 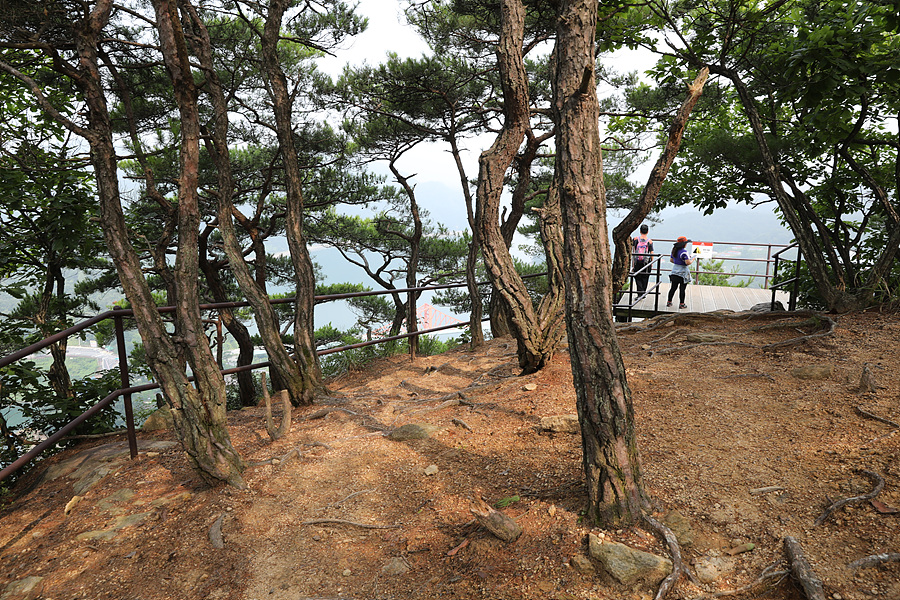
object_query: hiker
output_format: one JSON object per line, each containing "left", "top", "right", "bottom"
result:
{"left": 667, "top": 236, "right": 693, "bottom": 309}
{"left": 631, "top": 224, "right": 654, "bottom": 296}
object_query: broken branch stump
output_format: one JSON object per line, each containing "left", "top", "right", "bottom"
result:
{"left": 470, "top": 497, "right": 522, "bottom": 542}
{"left": 260, "top": 372, "right": 292, "bottom": 441}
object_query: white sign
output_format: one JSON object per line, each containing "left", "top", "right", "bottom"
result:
{"left": 693, "top": 241, "right": 714, "bottom": 258}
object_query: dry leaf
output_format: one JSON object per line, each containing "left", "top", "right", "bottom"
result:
{"left": 871, "top": 499, "right": 899, "bottom": 514}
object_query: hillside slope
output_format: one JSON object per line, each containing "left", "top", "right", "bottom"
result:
{"left": 1, "top": 310, "right": 898, "bottom": 600}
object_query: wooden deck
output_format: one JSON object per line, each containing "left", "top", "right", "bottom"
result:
{"left": 616, "top": 282, "right": 789, "bottom": 318}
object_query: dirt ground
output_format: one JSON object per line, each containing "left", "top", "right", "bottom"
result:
{"left": 1, "top": 309, "right": 899, "bottom": 600}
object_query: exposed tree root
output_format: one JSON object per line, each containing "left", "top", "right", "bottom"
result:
{"left": 326, "top": 489, "right": 375, "bottom": 509}
{"left": 644, "top": 513, "right": 696, "bottom": 600}
{"left": 261, "top": 373, "right": 291, "bottom": 441}
{"left": 300, "top": 518, "right": 398, "bottom": 529}
{"left": 814, "top": 469, "right": 884, "bottom": 526}
{"left": 209, "top": 513, "right": 225, "bottom": 549}
{"left": 760, "top": 314, "right": 836, "bottom": 350}
{"left": 849, "top": 553, "right": 900, "bottom": 570}
{"left": 784, "top": 536, "right": 826, "bottom": 600}
{"left": 855, "top": 406, "right": 900, "bottom": 429}
{"left": 652, "top": 341, "right": 755, "bottom": 356}
{"left": 685, "top": 561, "right": 788, "bottom": 599}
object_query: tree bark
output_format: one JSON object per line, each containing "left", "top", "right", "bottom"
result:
{"left": 260, "top": 0, "right": 324, "bottom": 405}
{"left": 151, "top": 0, "right": 246, "bottom": 486}
{"left": 713, "top": 65, "right": 865, "bottom": 312}
{"left": 477, "top": 0, "right": 561, "bottom": 374}
{"left": 199, "top": 229, "right": 256, "bottom": 407}
{"left": 611, "top": 68, "right": 709, "bottom": 299}
{"left": 450, "top": 133, "right": 485, "bottom": 348}
{"left": 42, "top": 1, "right": 247, "bottom": 487}
{"left": 184, "top": 3, "right": 311, "bottom": 407}
{"left": 552, "top": 0, "right": 648, "bottom": 526}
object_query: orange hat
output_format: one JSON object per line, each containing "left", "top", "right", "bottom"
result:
{"left": 677, "top": 236, "right": 690, "bottom": 243}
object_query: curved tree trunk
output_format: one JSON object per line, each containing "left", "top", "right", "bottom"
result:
{"left": 199, "top": 230, "right": 257, "bottom": 407}
{"left": 553, "top": 0, "right": 648, "bottom": 527}
{"left": 611, "top": 68, "right": 709, "bottom": 299}
{"left": 185, "top": 4, "right": 310, "bottom": 407}
{"left": 450, "top": 138, "right": 485, "bottom": 348}
{"left": 55, "top": 1, "right": 245, "bottom": 487}
{"left": 478, "top": 0, "right": 561, "bottom": 374}
{"left": 261, "top": 0, "right": 324, "bottom": 404}
{"left": 151, "top": 0, "right": 246, "bottom": 486}
{"left": 715, "top": 65, "right": 866, "bottom": 312}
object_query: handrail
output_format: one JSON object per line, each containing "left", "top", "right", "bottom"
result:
{"left": 769, "top": 242, "right": 802, "bottom": 311}
{"left": 0, "top": 276, "right": 506, "bottom": 483}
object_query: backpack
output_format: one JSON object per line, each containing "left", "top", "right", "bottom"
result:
{"left": 633, "top": 237, "right": 651, "bottom": 265}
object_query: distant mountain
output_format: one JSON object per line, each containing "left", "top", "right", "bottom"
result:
{"left": 635, "top": 204, "right": 793, "bottom": 246}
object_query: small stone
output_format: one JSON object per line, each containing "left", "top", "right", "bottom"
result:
{"left": 570, "top": 554, "right": 596, "bottom": 575}
{"left": 144, "top": 451, "right": 160, "bottom": 458}
{"left": 382, "top": 557, "right": 410, "bottom": 576}
{"left": 64, "top": 495, "right": 83, "bottom": 516}
{"left": 424, "top": 464, "right": 439, "bottom": 476}
{"left": 538, "top": 415, "right": 579, "bottom": 434}
{"left": 342, "top": 569, "right": 352, "bottom": 576}
{"left": 523, "top": 383, "right": 538, "bottom": 391}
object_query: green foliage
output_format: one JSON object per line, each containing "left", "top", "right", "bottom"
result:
{"left": 0, "top": 362, "right": 119, "bottom": 482}
{"left": 696, "top": 259, "right": 750, "bottom": 288}
{"left": 495, "top": 495, "right": 520, "bottom": 509}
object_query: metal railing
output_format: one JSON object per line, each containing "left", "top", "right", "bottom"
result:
{"left": 769, "top": 242, "right": 802, "bottom": 311}
{"left": 614, "top": 240, "right": 802, "bottom": 318}
{"left": 0, "top": 280, "right": 487, "bottom": 483}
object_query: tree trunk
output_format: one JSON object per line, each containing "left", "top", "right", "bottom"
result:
{"left": 449, "top": 137, "right": 485, "bottom": 348}
{"left": 611, "top": 68, "right": 709, "bottom": 299}
{"left": 151, "top": 0, "right": 246, "bottom": 486}
{"left": 477, "top": 0, "right": 560, "bottom": 374}
{"left": 56, "top": 1, "right": 245, "bottom": 487}
{"left": 198, "top": 231, "right": 257, "bottom": 407}
{"left": 388, "top": 162, "right": 423, "bottom": 360}
{"left": 185, "top": 3, "right": 310, "bottom": 407}
{"left": 261, "top": 0, "right": 324, "bottom": 404}
{"left": 715, "top": 66, "right": 867, "bottom": 312}
{"left": 552, "top": 0, "right": 648, "bottom": 526}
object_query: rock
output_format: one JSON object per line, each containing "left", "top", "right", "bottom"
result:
{"left": 382, "top": 557, "right": 410, "bottom": 576}
{"left": 791, "top": 365, "right": 833, "bottom": 381}
{"left": 141, "top": 407, "right": 174, "bottom": 430}
{"left": 41, "top": 440, "right": 176, "bottom": 494}
{"left": 588, "top": 534, "right": 672, "bottom": 587}
{"left": 64, "top": 495, "right": 83, "bottom": 516}
{"left": 725, "top": 542, "right": 755, "bottom": 555}
{"left": 523, "top": 383, "right": 538, "bottom": 391}
{"left": 570, "top": 554, "right": 596, "bottom": 575}
{"left": 538, "top": 415, "right": 580, "bottom": 434}
{"left": 76, "top": 512, "right": 152, "bottom": 542}
{"left": 2, "top": 576, "right": 44, "bottom": 600}
{"left": 662, "top": 511, "right": 695, "bottom": 547}
{"left": 693, "top": 555, "right": 735, "bottom": 584}
{"left": 749, "top": 301, "right": 785, "bottom": 312}
{"left": 424, "top": 464, "right": 439, "bottom": 476}
{"left": 388, "top": 423, "right": 440, "bottom": 441}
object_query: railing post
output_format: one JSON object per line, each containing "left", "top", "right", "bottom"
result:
{"left": 114, "top": 307, "right": 138, "bottom": 459}
{"left": 764, "top": 244, "right": 773, "bottom": 289}
{"left": 791, "top": 247, "right": 802, "bottom": 311}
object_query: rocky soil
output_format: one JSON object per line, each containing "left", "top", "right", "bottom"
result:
{"left": 1, "top": 309, "right": 899, "bottom": 600}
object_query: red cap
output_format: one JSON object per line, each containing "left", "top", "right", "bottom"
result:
{"left": 677, "top": 236, "right": 689, "bottom": 243}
